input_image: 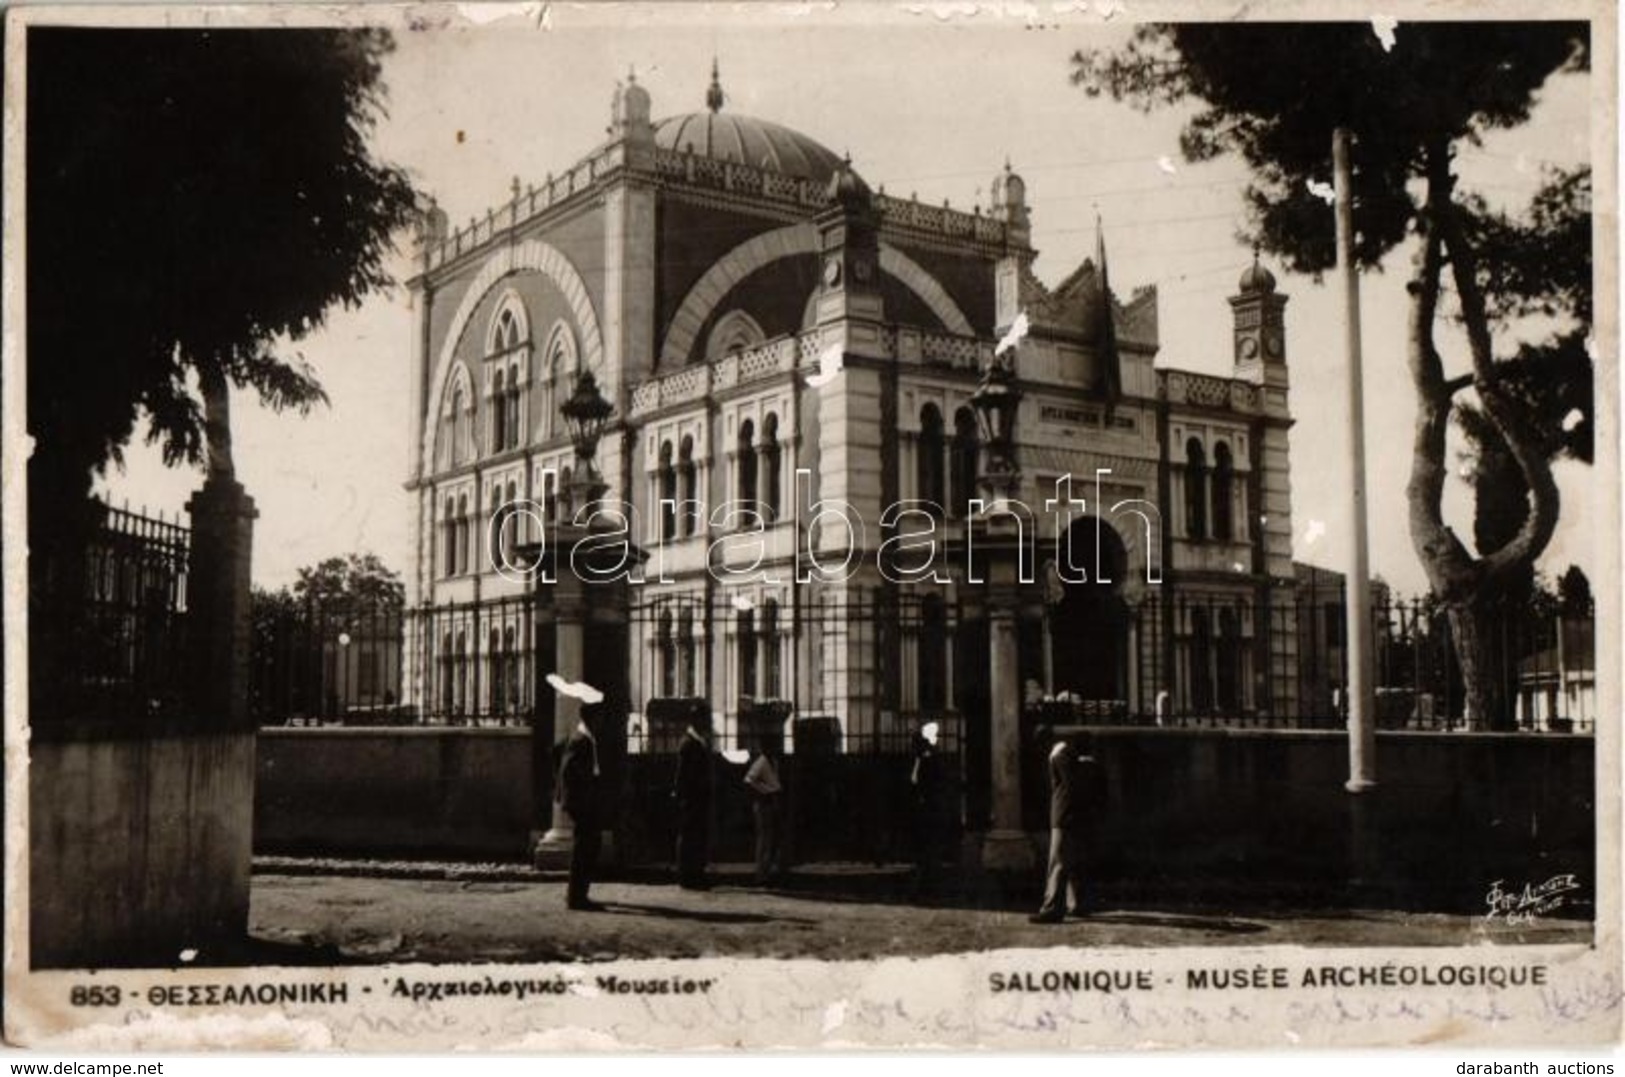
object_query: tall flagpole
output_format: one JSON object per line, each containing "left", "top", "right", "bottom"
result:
{"left": 1333, "top": 127, "right": 1377, "bottom": 794}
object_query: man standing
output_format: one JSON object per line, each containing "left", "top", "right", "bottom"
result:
{"left": 1030, "top": 729, "right": 1104, "bottom": 923}
{"left": 674, "top": 706, "right": 714, "bottom": 890}
{"left": 908, "top": 721, "right": 946, "bottom": 900}
{"left": 744, "top": 737, "right": 785, "bottom": 885}
{"left": 557, "top": 704, "right": 604, "bottom": 911}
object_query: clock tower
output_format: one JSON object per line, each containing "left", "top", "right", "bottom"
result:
{"left": 1229, "top": 249, "right": 1288, "bottom": 385}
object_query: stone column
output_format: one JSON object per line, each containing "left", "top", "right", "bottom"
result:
{"left": 980, "top": 522, "right": 1036, "bottom": 871}
{"left": 536, "top": 564, "right": 586, "bottom": 852}
{"left": 186, "top": 477, "right": 258, "bottom": 728}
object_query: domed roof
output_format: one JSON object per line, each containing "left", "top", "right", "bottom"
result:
{"left": 654, "top": 111, "right": 846, "bottom": 184}
{"left": 1238, "top": 250, "right": 1277, "bottom": 294}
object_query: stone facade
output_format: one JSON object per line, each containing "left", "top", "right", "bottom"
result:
{"left": 403, "top": 67, "right": 1298, "bottom": 748}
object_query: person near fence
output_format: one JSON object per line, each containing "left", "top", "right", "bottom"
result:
{"left": 908, "top": 720, "right": 946, "bottom": 900}
{"left": 557, "top": 703, "right": 605, "bottom": 911}
{"left": 674, "top": 707, "right": 714, "bottom": 890}
{"left": 744, "top": 737, "right": 785, "bottom": 885}
{"left": 1031, "top": 727, "right": 1105, "bottom": 924}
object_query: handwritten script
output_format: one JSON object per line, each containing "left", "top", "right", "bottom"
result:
{"left": 1484, "top": 875, "right": 1582, "bottom": 925}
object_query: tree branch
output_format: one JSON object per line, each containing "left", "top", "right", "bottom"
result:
{"left": 1432, "top": 150, "right": 1562, "bottom": 585}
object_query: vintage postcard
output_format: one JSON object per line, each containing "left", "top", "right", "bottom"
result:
{"left": 3, "top": 0, "right": 1619, "bottom": 1052}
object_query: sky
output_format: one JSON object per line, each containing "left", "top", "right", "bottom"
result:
{"left": 95, "top": 10, "right": 1598, "bottom": 597}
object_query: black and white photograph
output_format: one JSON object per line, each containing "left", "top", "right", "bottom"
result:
{"left": 4, "top": 1, "right": 1619, "bottom": 1052}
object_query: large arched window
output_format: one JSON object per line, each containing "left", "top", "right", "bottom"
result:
{"left": 488, "top": 626, "right": 505, "bottom": 717}
{"left": 505, "top": 363, "right": 521, "bottom": 451}
{"left": 541, "top": 467, "right": 559, "bottom": 527}
{"left": 451, "top": 383, "right": 469, "bottom": 466}
{"left": 658, "top": 440, "right": 677, "bottom": 542}
{"left": 1185, "top": 437, "right": 1208, "bottom": 541}
{"left": 737, "top": 420, "right": 759, "bottom": 506}
{"left": 503, "top": 624, "right": 520, "bottom": 715}
{"left": 491, "top": 306, "right": 522, "bottom": 352}
{"left": 951, "top": 406, "right": 978, "bottom": 515}
{"left": 918, "top": 404, "right": 946, "bottom": 506}
{"left": 677, "top": 605, "right": 696, "bottom": 696}
{"left": 761, "top": 413, "right": 782, "bottom": 522}
{"left": 1212, "top": 441, "right": 1235, "bottom": 542}
{"left": 678, "top": 435, "right": 697, "bottom": 538}
{"left": 454, "top": 629, "right": 469, "bottom": 717}
{"left": 761, "top": 598, "right": 781, "bottom": 699}
{"left": 658, "top": 609, "right": 677, "bottom": 697}
{"left": 440, "top": 632, "right": 455, "bottom": 715}
{"left": 443, "top": 496, "right": 457, "bottom": 577}
{"left": 457, "top": 494, "right": 471, "bottom": 575}
{"left": 497, "top": 479, "right": 519, "bottom": 565}
{"left": 492, "top": 369, "right": 507, "bottom": 454}
{"left": 737, "top": 607, "right": 757, "bottom": 705}
{"left": 540, "top": 323, "right": 577, "bottom": 442}
{"left": 706, "top": 309, "right": 767, "bottom": 362}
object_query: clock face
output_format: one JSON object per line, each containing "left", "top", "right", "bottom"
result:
{"left": 1238, "top": 335, "right": 1260, "bottom": 360}
{"left": 1264, "top": 329, "right": 1284, "bottom": 358}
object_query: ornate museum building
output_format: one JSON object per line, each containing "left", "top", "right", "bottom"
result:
{"left": 402, "top": 65, "right": 1299, "bottom": 770}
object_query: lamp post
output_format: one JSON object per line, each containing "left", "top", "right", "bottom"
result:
{"left": 560, "top": 367, "right": 614, "bottom": 516}
{"left": 970, "top": 352, "right": 1022, "bottom": 501}
{"left": 532, "top": 366, "right": 622, "bottom": 865}
{"left": 969, "top": 350, "right": 1034, "bottom": 871}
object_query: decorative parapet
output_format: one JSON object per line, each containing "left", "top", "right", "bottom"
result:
{"left": 874, "top": 193, "right": 1008, "bottom": 247}
{"left": 423, "top": 143, "right": 629, "bottom": 272}
{"left": 420, "top": 142, "right": 1013, "bottom": 277}
{"left": 629, "top": 335, "right": 802, "bottom": 419}
{"left": 630, "top": 326, "right": 1000, "bottom": 420}
{"left": 1159, "top": 369, "right": 1262, "bottom": 414}
{"left": 894, "top": 327, "right": 992, "bottom": 373}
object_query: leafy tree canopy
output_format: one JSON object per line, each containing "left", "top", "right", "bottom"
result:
{"left": 27, "top": 29, "right": 418, "bottom": 511}
{"left": 1074, "top": 23, "right": 1587, "bottom": 273}
{"left": 289, "top": 553, "right": 406, "bottom": 613}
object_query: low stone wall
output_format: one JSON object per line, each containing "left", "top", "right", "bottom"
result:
{"left": 31, "top": 732, "right": 256, "bottom": 968}
{"left": 1084, "top": 727, "right": 1595, "bottom": 910}
{"left": 251, "top": 726, "right": 1594, "bottom": 912}
{"left": 255, "top": 727, "right": 536, "bottom": 859}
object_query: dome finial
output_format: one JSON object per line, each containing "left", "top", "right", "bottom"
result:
{"left": 706, "top": 57, "right": 724, "bottom": 113}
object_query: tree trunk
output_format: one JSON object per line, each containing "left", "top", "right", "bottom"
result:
{"left": 1447, "top": 597, "right": 1513, "bottom": 731}
{"left": 1406, "top": 144, "right": 1557, "bottom": 737}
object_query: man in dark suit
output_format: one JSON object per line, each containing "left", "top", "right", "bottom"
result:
{"left": 1030, "top": 729, "right": 1105, "bottom": 923}
{"left": 674, "top": 706, "right": 713, "bottom": 890}
{"left": 557, "top": 704, "right": 605, "bottom": 911}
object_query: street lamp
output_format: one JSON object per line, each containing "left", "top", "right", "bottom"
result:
{"left": 970, "top": 352, "right": 1022, "bottom": 498}
{"left": 560, "top": 367, "right": 613, "bottom": 512}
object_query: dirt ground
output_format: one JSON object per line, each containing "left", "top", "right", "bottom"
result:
{"left": 245, "top": 865, "right": 1591, "bottom": 965}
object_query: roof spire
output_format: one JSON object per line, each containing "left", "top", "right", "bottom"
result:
{"left": 706, "top": 57, "right": 725, "bottom": 113}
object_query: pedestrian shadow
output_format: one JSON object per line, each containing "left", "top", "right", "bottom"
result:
{"left": 1082, "top": 912, "right": 1269, "bottom": 935}
{"left": 604, "top": 901, "right": 818, "bottom": 927}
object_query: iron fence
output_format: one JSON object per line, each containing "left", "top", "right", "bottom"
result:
{"left": 30, "top": 500, "right": 191, "bottom": 730}
{"left": 254, "top": 580, "right": 1596, "bottom": 737}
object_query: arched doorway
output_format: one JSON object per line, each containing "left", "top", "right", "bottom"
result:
{"left": 1049, "top": 518, "right": 1130, "bottom": 701}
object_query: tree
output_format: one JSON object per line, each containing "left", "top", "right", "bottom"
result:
{"left": 290, "top": 553, "right": 406, "bottom": 614}
{"left": 1074, "top": 23, "right": 1591, "bottom": 728}
{"left": 27, "top": 28, "right": 418, "bottom": 538}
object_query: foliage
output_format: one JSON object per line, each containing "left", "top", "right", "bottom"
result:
{"left": 27, "top": 28, "right": 418, "bottom": 516}
{"left": 291, "top": 553, "right": 407, "bottom": 612}
{"left": 1072, "top": 22, "right": 1591, "bottom": 728}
